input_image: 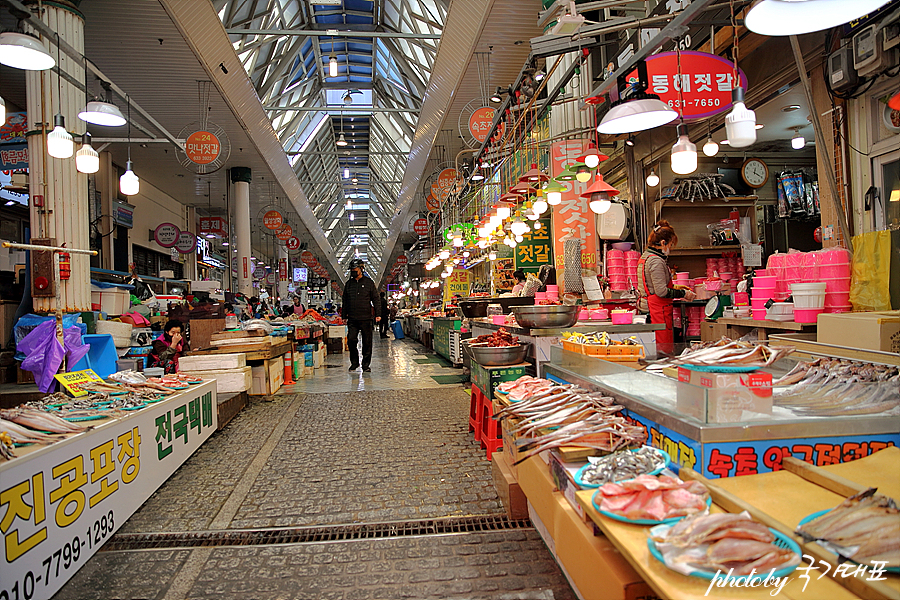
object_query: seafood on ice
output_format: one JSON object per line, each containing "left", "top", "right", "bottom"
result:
{"left": 651, "top": 511, "right": 800, "bottom": 576}
{"left": 579, "top": 447, "right": 666, "bottom": 486}
{"left": 595, "top": 474, "right": 710, "bottom": 522}
{"left": 672, "top": 340, "right": 792, "bottom": 368}
{"left": 796, "top": 488, "right": 900, "bottom": 568}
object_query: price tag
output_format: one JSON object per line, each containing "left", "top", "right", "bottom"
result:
{"left": 740, "top": 244, "right": 762, "bottom": 267}
{"left": 823, "top": 225, "right": 834, "bottom": 241}
{"left": 54, "top": 369, "right": 103, "bottom": 397}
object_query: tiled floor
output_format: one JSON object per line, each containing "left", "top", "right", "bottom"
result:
{"left": 52, "top": 336, "right": 576, "bottom": 600}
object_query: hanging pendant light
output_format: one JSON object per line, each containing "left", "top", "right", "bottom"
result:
{"left": 725, "top": 87, "right": 757, "bottom": 148}
{"left": 745, "top": 0, "right": 890, "bottom": 36}
{"left": 510, "top": 218, "right": 529, "bottom": 236}
{"left": 555, "top": 165, "right": 578, "bottom": 182}
{"left": 577, "top": 143, "right": 608, "bottom": 169}
{"left": 596, "top": 60, "right": 677, "bottom": 134}
{"left": 343, "top": 167, "right": 350, "bottom": 179}
{"left": 703, "top": 135, "right": 719, "bottom": 157}
{"left": 575, "top": 165, "right": 592, "bottom": 183}
{"left": 496, "top": 202, "right": 512, "bottom": 220}
{"left": 646, "top": 169, "right": 660, "bottom": 187}
{"left": 0, "top": 31, "right": 55, "bottom": 70}
{"left": 543, "top": 180, "right": 564, "bottom": 206}
{"left": 471, "top": 165, "right": 484, "bottom": 181}
{"left": 78, "top": 100, "right": 126, "bottom": 127}
{"left": 336, "top": 132, "right": 348, "bottom": 147}
{"left": 671, "top": 124, "right": 698, "bottom": 175}
{"left": 75, "top": 133, "right": 99, "bottom": 174}
{"left": 791, "top": 127, "right": 806, "bottom": 150}
{"left": 488, "top": 251, "right": 497, "bottom": 261}
{"left": 532, "top": 197, "right": 548, "bottom": 215}
{"left": 518, "top": 163, "right": 549, "bottom": 184}
{"left": 47, "top": 36, "right": 73, "bottom": 159}
{"left": 580, "top": 173, "right": 620, "bottom": 215}
{"left": 120, "top": 95, "right": 139, "bottom": 195}
{"left": 328, "top": 54, "right": 338, "bottom": 78}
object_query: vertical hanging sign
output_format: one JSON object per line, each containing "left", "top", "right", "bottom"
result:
{"left": 515, "top": 218, "right": 554, "bottom": 273}
{"left": 550, "top": 140, "right": 598, "bottom": 270}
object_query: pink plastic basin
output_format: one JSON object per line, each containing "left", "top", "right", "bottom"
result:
{"left": 607, "top": 266, "right": 626, "bottom": 275}
{"left": 819, "top": 248, "right": 852, "bottom": 265}
{"left": 492, "top": 314, "right": 506, "bottom": 325}
{"left": 753, "top": 275, "right": 777, "bottom": 287}
{"left": 752, "top": 309, "right": 768, "bottom": 321}
{"left": 794, "top": 308, "right": 824, "bottom": 323}
{"left": 754, "top": 270, "right": 769, "bottom": 277}
{"left": 820, "top": 264, "right": 851, "bottom": 278}
{"left": 611, "top": 311, "right": 633, "bottom": 325}
{"left": 751, "top": 287, "right": 775, "bottom": 298}
{"left": 590, "top": 309, "right": 609, "bottom": 320}
{"left": 535, "top": 292, "right": 547, "bottom": 300}
{"left": 546, "top": 285, "right": 559, "bottom": 292}
{"left": 822, "top": 278, "right": 851, "bottom": 292}
{"left": 751, "top": 297, "right": 769, "bottom": 310}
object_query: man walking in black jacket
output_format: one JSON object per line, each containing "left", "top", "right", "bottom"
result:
{"left": 341, "top": 258, "right": 380, "bottom": 372}
{"left": 378, "top": 291, "right": 390, "bottom": 338}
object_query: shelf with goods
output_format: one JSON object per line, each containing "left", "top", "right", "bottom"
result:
{"left": 651, "top": 196, "right": 758, "bottom": 280}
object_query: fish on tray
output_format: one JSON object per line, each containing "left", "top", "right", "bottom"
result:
{"left": 580, "top": 447, "right": 666, "bottom": 486}
{"left": 596, "top": 474, "right": 709, "bottom": 522}
{"left": 651, "top": 511, "right": 800, "bottom": 576}
{"left": 673, "top": 341, "right": 792, "bottom": 367}
{"left": 796, "top": 488, "right": 900, "bottom": 568}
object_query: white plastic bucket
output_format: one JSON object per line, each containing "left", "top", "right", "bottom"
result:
{"left": 791, "top": 282, "right": 826, "bottom": 309}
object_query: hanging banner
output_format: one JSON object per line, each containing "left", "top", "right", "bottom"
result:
{"left": 184, "top": 130, "right": 221, "bottom": 165}
{"left": 263, "top": 210, "right": 283, "bottom": 230}
{"left": 253, "top": 266, "right": 266, "bottom": 279}
{"left": 0, "top": 382, "right": 217, "bottom": 600}
{"left": 300, "top": 250, "right": 316, "bottom": 266}
{"left": 515, "top": 218, "right": 553, "bottom": 274}
{"left": 175, "top": 231, "right": 197, "bottom": 254}
{"left": 154, "top": 224, "right": 180, "bottom": 248}
{"left": 113, "top": 200, "right": 135, "bottom": 229}
{"left": 242, "top": 257, "right": 249, "bottom": 279}
{"left": 265, "top": 273, "right": 276, "bottom": 285}
{"left": 276, "top": 225, "right": 293, "bottom": 241}
{"left": 0, "top": 112, "right": 28, "bottom": 170}
{"left": 425, "top": 193, "right": 440, "bottom": 214}
{"left": 550, "top": 140, "right": 597, "bottom": 270}
{"left": 278, "top": 258, "right": 288, "bottom": 281}
{"left": 413, "top": 218, "right": 429, "bottom": 236}
{"left": 641, "top": 51, "right": 748, "bottom": 121}
{"left": 198, "top": 217, "right": 227, "bottom": 238}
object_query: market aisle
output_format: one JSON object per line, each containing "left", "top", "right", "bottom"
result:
{"left": 52, "top": 339, "right": 576, "bottom": 600}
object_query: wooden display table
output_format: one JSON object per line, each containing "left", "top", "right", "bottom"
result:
{"left": 715, "top": 317, "right": 817, "bottom": 340}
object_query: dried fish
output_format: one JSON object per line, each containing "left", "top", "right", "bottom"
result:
{"left": 579, "top": 447, "right": 666, "bottom": 485}
{"left": 0, "top": 431, "right": 17, "bottom": 460}
{"left": 0, "top": 408, "right": 86, "bottom": 434}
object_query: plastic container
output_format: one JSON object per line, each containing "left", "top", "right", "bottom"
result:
{"left": 751, "top": 297, "right": 769, "bottom": 310}
{"left": 607, "top": 266, "right": 626, "bottom": 275}
{"left": 545, "top": 285, "right": 559, "bottom": 293}
{"left": 77, "top": 334, "right": 120, "bottom": 379}
{"left": 819, "top": 247, "right": 852, "bottom": 264}
{"left": 754, "top": 270, "right": 769, "bottom": 277}
{"left": 535, "top": 292, "right": 547, "bottom": 301}
{"left": 825, "top": 292, "right": 851, "bottom": 306}
{"left": 590, "top": 309, "right": 609, "bottom": 320}
{"left": 611, "top": 242, "right": 634, "bottom": 251}
{"left": 794, "top": 308, "right": 824, "bottom": 323}
{"left": 752, "top": 309, "right": 769, "bottom": 321}
{"left": 752, "top": 275, "right": 777, "bottom": 288}
{"left": 766, "top": 302, "right": 794, "bottom": 320}
{"left": 822, "top": 277, "right": 851, "bottom": 292}
{"left": 676, "top": 271, "right": 690, "bottom": 279}
{"left": 611, "top": 310, "right": 634, "bottom": 325}
{"left": 751, "top": 287, "right": 775, "bottom": 300}
{"left": 607, "top": 249, "right": 625, "bottom": 260}
{"left": 820, "top": 264, "right": 851, "bottom": 278}
{"left": 491, "top": 314, "right": 506, "bottom": 325}
{"left": 791, "top": 283, "right": 826, "bottom": 309}
{"left": 144, "top": 367, "right": 165, "bottom": 377}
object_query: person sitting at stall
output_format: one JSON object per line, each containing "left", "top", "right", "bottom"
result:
{"left": 149, "top": 319, "right": 189, "bottom": 374}
{"left": 292, "top": 296, "right": 305, "bottom": 315}
{"left": 636, "top": 220, "right": 696, "bottom": 355}
{"left": 511, "top": 270, "right": 527, "bottom": 295}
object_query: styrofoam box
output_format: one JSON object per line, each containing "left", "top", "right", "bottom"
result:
{"left": 329, "top": 325, "right": 347, "bottom": 338}
{"left": 96, "top": 320, "right": 134, "bottom": 338}
{"left": 182, "top": 366, "right": 251, "bottom": 393}
{"left": 179, "top": 353, "right": 246, "bottom": 371}
{"left": 93, "top": 289, "right": 131, "bottom": 315}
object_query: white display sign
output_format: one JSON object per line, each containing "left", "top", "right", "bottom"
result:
{"left": 0, "top": 381, "right": 217, "bottom": 600}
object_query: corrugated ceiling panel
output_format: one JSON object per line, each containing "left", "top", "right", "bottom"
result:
{"left": 159, "top": 0, "right": 344, "bottom": 282}
{"left": 375, "top": 0, "right": 498, "bottom": 281}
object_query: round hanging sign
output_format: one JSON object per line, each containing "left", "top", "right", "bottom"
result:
{"left": 253, "top": 266, "right": 266, "bottom": 279}
{"left": 286, "top": 236, "right": 301, "bottom": 250}
{"left": 300, "top": 250, "right": 315, "bottom": 264}
{"left": 434, "top": 168, "right": 458, "bottom": 202}
{"left": 468, "top": 107, "right": 498, "bottom": 144}
{"left": 395, "top": 255, "right": 408, "bottom": 267}
{"left": 154, "top": 223, "right": 180, "bottom": 248}
{"left": 265, "top": 273, "right": 276, "bottom": 285}
{"left": 175, "top": 231, "right": 197, "bottom": 254}
{"left": 641, "top": 51, "right": 748, "bottom": 121}
{"left": 276, "top": 225, "right": 293, "bottom": 241}
{"left": 184, "top": 130, "right": 221, "bottom": 165}
{"left": 263, "top": 210, "right": 284, "bottom": 230}
{"left": 425, "top": 193, "right": 440, "bottom": 214}
{"left": 413, "top": 218, "right": 429, "bottom": 236}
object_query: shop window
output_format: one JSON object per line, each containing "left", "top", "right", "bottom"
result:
{"left": 132, "top": 245, "right": 183, "bottom": 279}
{"left": 873, "top": 150, "right": 899, "bottom": 230}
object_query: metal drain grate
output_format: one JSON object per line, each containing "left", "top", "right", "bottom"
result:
{"left": 102, "top": 515, "right": 532, "bottom": 551}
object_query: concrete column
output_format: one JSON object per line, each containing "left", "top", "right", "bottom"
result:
{"left": 26, "top": 2, "right": 90, "bottom": 312}
{"left": 277, "top": 244, "right": 289, "bottom": 300}
{"left": 231, "top": 167, "right": 253, "bottom": 295}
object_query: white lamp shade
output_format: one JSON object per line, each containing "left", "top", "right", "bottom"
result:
{"left": 671, "top": 134, "right": 698, "bottom": 175}
{"left": 343, "top": 167, "right": 349, "bottom": 178}
{"left": 47, "top": 125, "right": 74, "bottom": 159}
{"left": 329, "top": 55, "right": 338, "bottom": 77}
{"left": 702, "top": 138, "right": 719, "bottom": 157}
{"left": 515, "top": 235, "right": 524, "bottom": 243}
{"left": 745, "top": 0, "right": 891, "bottom": 35}
{"left": 597, "top": 97, "right": 678, "bottom": 135}
{"left": 439, "top": 249, "right": 450, "bottom": 259}
{"left": 725, "top": 102, "right": 757, "bottom": 148}
{"left": 510, "top": 219, "right": 529, "bottom": 236}
{"left": 547, "top": 190, "right": 562, "bottom": 205}
{"left": 336, "top": 133, "right": 348, "bottom": 146}
{"left": 496, "top": 204, "right": 511, "bottom": 219}
{"left": 120, "top": 162, "right": 140, "bottom": 195}
{"left": 532, "top": 199, "right": 548, "bottom": 214}
{"left": 78, "top": 101, "right": 127, "bottom": 127}
{"left": 75, "top": 144, "right": 100, "bottom": 174}
{"left": 534, "top": 221, "right": 542, "bottom": 230}
{"left": 440, "top": 271, "right": 449, "bottom": 278}
{"left": 575, "top": 166, "right": 592, "bottom": 183}
{"left": 584, "top": 153, "right": 600, "bottom": 169}
{"left": 0, "top": 32, "right": 55, "bottom": 70}
{"left": 646, "top": 171, "right": 660, "bottom": 187}
{"left": 489, "top": 214, "right": 501, "bottom": 227}
{"left": 452, "top": 236, "right": 464, "bottom": 247}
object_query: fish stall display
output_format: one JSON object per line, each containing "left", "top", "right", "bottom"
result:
{"left": 576, "top": 447, "right": 668, "bottom": 487}
{"left": 496, "top": 376, "right": 554, "bottom": 401}
{"left": 493, "top": 383, "right": 646, "bottom": 464}
{"left": 671, "top": 340, "right": 793, "bottom": 368}
{"left": 796, "top": 488, "right": 900, "bottom": 569}
{"left": 773, "top": 358, "right": 900, "bottom": 417}
{"left": 468, "top": 327, "right": 520, "bottom": 347}
{"left": 593, "top": 474, "right": 711, "bottom": 523}
{"left": 650, "top": 511, "right": 801, "bottom": 577}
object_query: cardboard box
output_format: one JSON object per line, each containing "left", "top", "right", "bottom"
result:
{"left": 676, "top": 367, "right": 772, "bottom": 423}
{"left": 251, "top": 357, "right": 284, "bottom": 395}
{"left": 470, "top": 361, "right": 531, "bottom": 400}
{"left": 501, "top": 418, "right": 525, "bottom": 477}
{"left": 817, "top": 311, "right": 900, "bottom": 354}
{"left": 549, "top": 452, "right": 588, "bottom": 522}
{"left": 491, "top": 452, "right": 527, "bottom": 519}
{"left": 180, "top": 353, "right": 246, "bottom": 371}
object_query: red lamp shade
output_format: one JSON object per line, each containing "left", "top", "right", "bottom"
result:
{"left": 499, "top": 192, "right": 525, "bottom": 203}
{"left": 579, "top": 174, "right": 620, "bottom": 199}
{"left": 518, "top": 163, "right": 549, "bottom": 184}
{"left": 889, "top": 90, "right": 900, "bottom": 111}
{"left": 577, "top": 143, "right": 609, "bottom": 169}
{"left": 509, "top": 182, "right": 537, "bottom": 196}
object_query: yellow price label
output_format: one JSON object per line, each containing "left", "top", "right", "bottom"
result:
{"left": 54, "top": 369, "right": 103, "bottom": 397}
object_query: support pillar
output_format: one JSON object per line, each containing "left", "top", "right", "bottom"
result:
{"left": 231, "top": 167, "right": 253, "bottom": 296}
{"left": 277, "top": 244, "right": 289, "bottom": 300}
{"left": 25, "top": 2, "right": 90, "bottom": 313}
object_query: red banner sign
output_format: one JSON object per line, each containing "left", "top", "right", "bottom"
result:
{"left": 641, "top": 51, "right": 748, "bottom": 121}
{"left": 425, "top": 194, "right": 440, "bottom": 215}
{"left": 432, "top": 168, "right": 458, "bottom": 202}
{"left": 395, "top": 255, "right": 408, "bottom": 267}
{"left": 413, "top": 218, "right": 429, "bottom": 236}
{"left": 279, "top": 258, "right": 288, "bottom": 281}
{"left": 185, "top": 131, "right": 221, "bottom": 165}
{"left": 198, "top": 216, "right": 227, "bottom": 238}
{"left": 263, "top": 210, "right": 283, "bottom": 230}
{"left": 550, "top": 140, "right": 597, "bottom": 270}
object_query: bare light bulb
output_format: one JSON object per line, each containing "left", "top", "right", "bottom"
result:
{"left": 671, "top": 124, "right": 698, "bottom": 175}
{"left": 646, "top": 170, "right": 660, "bottom": 187}
{"left": 702, "top": 136, "right": 719, "bottom": 157}
{"left": 47, "top": 114, "right": 73, "bottom": 158}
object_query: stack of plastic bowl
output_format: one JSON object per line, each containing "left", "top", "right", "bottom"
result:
{"left": 790, "top": 282, "right": 827, "bottom": 322}
{"left": 706, "top": 258, "right": 718, "bottom": 278}
{"left": 545, "top": 284, "right": 559, "bottom": 302}
{"left": 783, "top": 253, "right": 805, "bottom": 301}
{"left": 751, "top": 275, "right": 777, "bottom": 320}
{"left": 607, "top": 249, "right": 627, "bottom": 291}
{"left": 686, "top": 305, "right": 704, "bottom": 337}
{"left": 590, "top": 308, "right": 609, "bottom": 320}
{"left": 819, "top": 248, "right": 852, "bottom": 313}
{"left": 535, "top": 291, "right": 547, "bottom": 302}
{"left": 611, "top": 310, "right": 634, "bottom": 325}
{"left": 766, "top": 253, "right": 787, "bottom": 301}
{"left": 675, "top": 271, "right": 691, "bottom": 287}
{"left": 625, "top": 251, "right": 640, "bottom": 288}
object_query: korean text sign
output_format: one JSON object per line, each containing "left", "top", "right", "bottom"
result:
{"left": 0, "top": 381, "right": 217, "bottom": 600}
{"left": 550, "top": 140, "right": 597, "bottom": 270}
{"left": 443, "top": 270, "right": 470, "bottom": 304}
{"left": 514, "top": 218, "right": 554, "bottom": 273}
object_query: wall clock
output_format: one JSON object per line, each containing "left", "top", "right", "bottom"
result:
{"left": 741, "top": 158, "right": 769, "bottom": 189}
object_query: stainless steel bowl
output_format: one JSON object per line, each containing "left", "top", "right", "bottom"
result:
{"left": 467, "top": 343, "right": 528, "bottom": 366}
{"left": 511, "top": 305, "right": 579, "bottom": 329}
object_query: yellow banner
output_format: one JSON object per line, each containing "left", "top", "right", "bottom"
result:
{"left": 443, "top": 270, "right": 471, "bottom": 305}
{"left": 54, "top": 369, "right": 103, "bottom": 397}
